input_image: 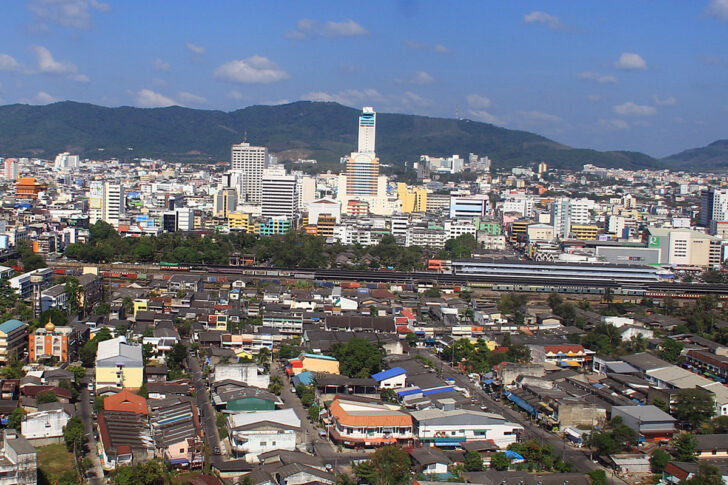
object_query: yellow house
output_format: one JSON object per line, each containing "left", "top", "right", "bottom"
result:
{"left": 133, "top": 299, "right": 148, "bottom": 318}
{"left": 570, "top": 225, "right": 600, "bottom": 240}
{"left": 288, "top": 353, "right": 340, "bottom": 375}
{"left": 95, "top": 336, "right": 144, "bottom": 390}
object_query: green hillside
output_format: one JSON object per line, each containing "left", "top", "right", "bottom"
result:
{"left": 662, "top": 140, "right": 728, "bottom": 171}
{"left": 0, "top": 100, "right": 660, "bottom": 169}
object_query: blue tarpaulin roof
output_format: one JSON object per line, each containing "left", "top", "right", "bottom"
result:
{"left": 482, "top": 378, "right": 494, "bottom": 385}
{"left": 505, "top": 450, "right": 524, "bottom": 461}
{"left": 371, "top": 367, "right": 406, "bottom": 382}
{"left": 292, "top": 371, "right": 314, "bottom": 386}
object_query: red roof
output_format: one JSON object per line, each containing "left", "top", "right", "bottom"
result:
{"left": 104, "top": 389, "right": 148, "bottom": 415}
{"left": 543, "top": 344, "right": 584, "bottom": 353}
{"left": 21, "top": 385, "right": 72, "bottom": 400}
{"left": 400, "top": 310, "right": 416, "bottom": 320}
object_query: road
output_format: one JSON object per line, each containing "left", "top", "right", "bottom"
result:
{"left": 78, "top": 381, "right": 104, "bottom": 485}
{"left": 270, "top": 360, "right": 345, "bottom": 466}
{"left": 414, "top": 348, "right": 626, "bottom": 482}
{"left": 187, "top": 355, "right": 222, "bottom": 467}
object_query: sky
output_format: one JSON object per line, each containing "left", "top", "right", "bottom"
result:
{"left": 1, "top": 1, "right": 728, "bottom": 158}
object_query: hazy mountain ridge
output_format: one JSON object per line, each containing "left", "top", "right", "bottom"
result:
{"left": 0, "top": 100, "right": 678, "bottom": 170}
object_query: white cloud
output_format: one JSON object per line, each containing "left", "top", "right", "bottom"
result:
{"left": 214, "top": 56, "right": 290, "bottom": 84}
{"left": 27, "top": 0, "right": 110, "bottom": 29}
{"left": 228, "top": 90, "right": 245, "bottom": 101}
{"left": 405, "top": 40, "right": 450, "bottom": 54}
{"left": 32, "top": 91, "right": 58, "bottom": 104}
{"left": 523, "top": 11, "right": 566, "bottom": 31}
{"left": 653, "top": 95, "right": 677, "bottom": 106}
{"left": 614, "top": 52, "right": 647, "bottom": 70}
{"left": 400, "top": 91, "right": 431, "bottom": 108}
{"left": 467, "top": 109, "right": 504, "bottom": 125}
{"left": 433, "top": 44, "right": 450, "bottom": 54}
{"left": 259, "top": 99, "right": 290, "bottom": 106}
{"left": 0, "top": 54, "right": 21, "bottom": 71}
{"left": 613, "top": 101, "right": 656, "bottom": 116}
{"left": 185, "top": 42, "right": 205, "bottom": 55}
{"left": 134, "top": 89, "right": 176, "bottom": 108}
{"left": 577, "top": 71, "right": 617, "bottom": 83}
{"left": 466, "top": 94, "right": 492, "bottom": 109}
{"left": 707, "top": 0, "right": 728, "bottom": 22}
{"left": 303, "top": 89, "right": 385, "bottom": 105}
{"left": 178, "top": 91, "right": 207, "bottom": 105}
{"left": 153, "top": 58, "right": 170, "bottom": 72}
{"left": 519, "top": 110, "right": 563, "bottom": 123}
{"left": 32, "top": 45, "right": 88, "bottom": 81}
{"left": 398, "top": 71, "right": 435, "bottom": 85}
{"left": 287, "top": 18, "right": 368, "bottom": 39}
{"left": 598, "top": 119, "right": 629, "bottom": 130}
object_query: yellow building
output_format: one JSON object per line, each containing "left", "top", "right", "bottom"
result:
{"left": 316, "top": 215, "right": 337, "bottom": 238}
{"left": 571, "top": 225, "right": 600, "bottom": 240}
{"left": 510, "top": 220, "right": 530, "bottom": 241}
{"left": 397, "top": 183, "right": 427, "bottom": 213}
{"left": 132, "top": 299, "right": 148, "bottom": 318}
{"left": 227, "top": 212, "right": 252, "bottom": 232}
{"left": 288, "top": 353, "right": 340, "bottom": 375}
{"left": 95, "top": 336, "right": 144, "bottom": 390}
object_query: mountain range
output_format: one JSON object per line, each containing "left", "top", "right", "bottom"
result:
{"left": 0, "top": 100, "right": 723, "bottom": 171}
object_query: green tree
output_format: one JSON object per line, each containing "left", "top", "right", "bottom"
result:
{"left": 296, "top": 384, "right": 316, "bottom": 408}
{"left": 354, "top": 445, "right": 412, "bottom": 485}
{"left": 405, "top": 332, "right": 419, "bottom": 347}
{"left": 650, "top": 449, "right": 670, "bottom": 473}
{"left": 121, "top": 296, "right": 134, "bottom": 317}
{"left": 64, "top": 276, "right": 82, "bottom": 317}
{"left": 331, "top": 337, "right": 384, "bottom": 378}
{"left": 95, "top": 302, "right": 111, "bottom": 315}
{"left": 674, "top": 389, "right": 715, "bottom": 429}
{"left": 423, "top": 287, "right": 440, "bottom": 298}
{"left": 268, "top": 375, "right": 283, "bottom": 395}
{"left": 674, "top": 433, "right": 698, "bottom": 462}
{"left": 36, "top": 390, "right": 58, "bottom": 404}
{"left": 67, "top": 365, "right": 87, "bottom": 387}
{"left": 166, "top": 342, "right": 188, "bottom": 372}
{"left": 111, "top": 459, "right": 169, "bottom": 485}
{"left": 684, "top": 463, "right": 724, "bottom": 485}
{"left": 588, "top": 470, "right": 608, "bottom": 485}
{"left": 659, "top": 338, "right": 684, "bottom": 364}
{"left": 380, "top": 388, "right": 399, "bottom": 404}
{"left": 63, "top": 416, "right": 86, "bottom": 452}
{"left": 93, "top": 395, "right": 106, "bottom": 414}
{"left": 6, "top": 407, "right": 25, "bottom": 430}
{"left": 308, "top": 404, "right": 321, "bottom": 422}
{"left": 0, "top": 357, "right": 25, "bottom": 379}
{"left": 490, "top": 452, "right": 510, "bottom": 471}
{"left": 464, "top": 450, "right": 484, "bottom": 471}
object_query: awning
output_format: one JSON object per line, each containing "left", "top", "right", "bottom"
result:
{"left": 167, "top": 458, "right": 190, "bottom": 465}
{"left": 482, "top": 378, "right": 494, "bottom": 385}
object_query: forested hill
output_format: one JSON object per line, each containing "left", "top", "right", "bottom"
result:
{"left": 0, "top": 100, "right": 660, "bottom": 169}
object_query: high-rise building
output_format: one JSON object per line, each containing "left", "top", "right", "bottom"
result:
{"left": 262, "top": 167, "right": 297, "bottom": 219}
{"left": 231, "top": 142, "right": 268, "bottom": 204}
{"left": 345, "top": 107, "right": 380, "bottom": 197}
{"left": 215, "top": 188, "right": 238, "bottom": 218}
{"left": 551, "top": 197, "right": 593, "bottom": 239}
{"left": 3, "top": 158, "right": 18, "bottom": 180}
{"left": 701, "top": 188, "right": 728, "bottom": 229}
{"left": 103, "top": 183, "right": 124, "bottom": 227}
{"left": 358, "top": 107, "right": 376, "bottom": 154}
{"left": 89, "top": 181, "right": 104, "bottom": 224}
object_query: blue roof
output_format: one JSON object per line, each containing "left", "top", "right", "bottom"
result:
{"left": 371, "top": 367, "right": 406, "bottom": 382}
{"left": 0, "top": 320, "right": 25, "bottom": 334}
{"left": 303, "top": 353, "right": 338, "bottom": 361}
{"left": 292, "top": 371, "right": 314, "bottom": 386}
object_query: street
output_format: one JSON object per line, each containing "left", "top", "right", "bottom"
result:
{"left": 414, "top": 348, "right": 623, "bottom": 480}
{"left": 187, "top": 355, "right": 223, "bottom": 466}
{"left": 78, "top": 382, "right": 104, "bottom": 485}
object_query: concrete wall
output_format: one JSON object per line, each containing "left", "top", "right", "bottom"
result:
{"left": 558, "top": 402, "right": 606, "bottom": 428}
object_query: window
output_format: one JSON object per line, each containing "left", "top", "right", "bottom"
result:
{"left": 271, "top": 441, "right": 276, "bottom": 446}
{"left": 180, "top": 448, "right": 185, "bottom": 453}
{"left": 260, "top": 442, "right": 267, "bottom": 447}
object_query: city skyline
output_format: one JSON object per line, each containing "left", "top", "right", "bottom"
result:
{"left": 0, "top": 1, "right": 728, "bottom": 158}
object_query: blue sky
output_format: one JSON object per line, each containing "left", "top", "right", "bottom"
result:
{"left": 1, "top": 1, "right": 728, "bottom": 158}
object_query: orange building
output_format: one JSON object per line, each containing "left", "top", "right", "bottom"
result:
{"left": 15, "top": 177, "right": 47, "bottom": 199}
{"left": 28, "top": 322, "right": 77, "bottom": 362}
{"left": 347, "top": 200, "right": 370, "bottom": 217}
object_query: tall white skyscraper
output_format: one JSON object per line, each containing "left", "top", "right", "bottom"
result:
{"left": 231, "top": 142, "right": 268, "bottom": 205}
{"left": 3, "top": 158, "right": 18, "bottom": 180}
{"left": 357, "top": 107, "right": 376, "bottom": 154}
{"left": 346, "top": 107, "right": 380, "bottom": 197}
{"left": 103, "top": 183, "right": 124, "bottom": 227}
{"left": 551, "top": 197, "right": 593, "bottom": 239}
{"left": 262, "top": 167, "right": 298, "bottom": 219}
{"left": 88, "top": 181, "right": 104, "bottom": 224}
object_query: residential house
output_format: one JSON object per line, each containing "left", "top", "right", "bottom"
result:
{"left": 411, "top": 408, "right": 523, "bottom": 449}
{"left": 371, "top": 367, "right": 407, "bottom": 389}
{"left": 286, "top": 353, "right": 340, "bottom": 376}
{"left": 0, "top": 430, "right": 37, "bottom": 485}
{"left": 95, "top": 336, "right": 144, "bottom": 390}
{"left": 227, "top": 408, "right": 301, "bottom": 462}
{"left": 327, "top": 396, "right": 414, "bottom": 447}
{"left": 610, "top": 405, "right": 676, "bottom": 441}
{"left": 149, "top": 397, "right": 202, "bottom": 468}
{"left": 695, "top": 434, "right": 728, "bottom": 459}
{"left": 212, "top": 364, "right": 269, "bottom": 389}
{"left": 0, "top": 320, "right": 27, "bottom": 365}
{"left": 20, "top": 405, "right": 72, "bottom": 444}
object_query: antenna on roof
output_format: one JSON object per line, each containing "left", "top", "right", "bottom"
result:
{"left": 244, "top": 130, "right": 247, "bottom": 143}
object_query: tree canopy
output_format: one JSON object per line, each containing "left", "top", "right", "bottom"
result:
{"left": 330, "top": 337, "right": 384, "bottom": 378}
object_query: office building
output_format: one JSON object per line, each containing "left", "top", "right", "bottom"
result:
{"left": 215, "top": 188, "right": 238, "bottom": 218}
{"left": 261, "top": 167, "right": 297, "bottom": 219}
{"left": 231, "top": 142, "right": 268, "bottom": 204}
{"left": 552, "top": 197, "right": 593, "bottom": 239}
{"left": 450, "top": 196, "right": 488, "bottom": 219}
{"left": 3, "top": 158, "right": 18, "bottom": 180}
{"left": 103, "top": 183, "right": 124, "bottom": 227}
{"left": 701, "top": 188, "right": 728, "bottom": 231}
{"left": 0, "top": 319, "right": 27, "bottom": 365}
{"left": 346, "top": 107, "right": 379, "bottom": 197}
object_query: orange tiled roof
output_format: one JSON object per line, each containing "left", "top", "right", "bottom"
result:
{"left": 329, "top": 399, "right": 412, "bottom": 427}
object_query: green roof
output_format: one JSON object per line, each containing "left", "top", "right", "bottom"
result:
{"left": 0, "top": 319, "right": 25, "bottom": 335}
